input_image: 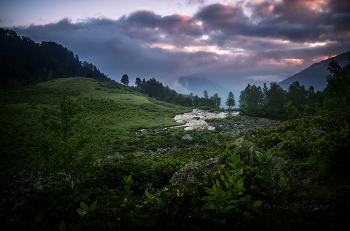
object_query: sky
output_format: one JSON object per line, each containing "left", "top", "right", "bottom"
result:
{"left": 1, "top": 0, "right": 350, "bottom": 101}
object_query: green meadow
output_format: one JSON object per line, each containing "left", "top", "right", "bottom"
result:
{"left": 1, "top": 77, "right": 349, "bottom": 231}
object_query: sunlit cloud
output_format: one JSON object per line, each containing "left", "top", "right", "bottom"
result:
{"left": 260, "top": 58, "right": 304, "bottom": 66}
{"left": 307, "top": 42, "right": 327, "bottom": 47}
{"left": 312, "top": 55, "right": 336, "bottom": 62}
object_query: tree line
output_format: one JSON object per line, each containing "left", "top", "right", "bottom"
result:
{"left": 121, "top": 74, "right": 236, "bottom": 109}
{"left": 0, "top": 28, "right": 113, "bottom": 88}
{"left": 239, "top": 57, "right": 350, "bottom": 119}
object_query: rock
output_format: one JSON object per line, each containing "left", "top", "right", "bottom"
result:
{"left": 271, "top": 141, "right": 286, "bottom": 153}
{"left": 50, "top": 105, "right": 61, "bottom": 113}
{"left": 234, "top": 137, "right": 244, "bottom": 147}
{"left": 169, "top": 158, "right": 220, "bottom": 187}
{"left": 272, "top": 157, "right": 289, "bottom": 171}
{"left": 33, "top": 181, "right": 44, "bottom": 192}
{"left": 246, "top": 142, "right": 256, "bottom": 160}
{"left": 182, "top": 134, "right": 193, "bottom": 140}
{"left": 311, "top": 127, "right": 323, "bottom": 137}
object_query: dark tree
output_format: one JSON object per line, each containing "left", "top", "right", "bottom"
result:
{"left": 121, "top": 74, "right": 129, "bottom": 86}
{"left": 203, "top": 90, "right": 209, "bottom": 99}
{"left": 326, "top": 57, "right": 350, "bottom": 106}
{"left": 225, "top": 91, "right": 235, "bottom": 110}
{"left": 211, "top": 93, "right": 221, "bottom": 108}
{"left": 135, "top": 77, "right": 142, "bottom": 89}
{"left": 86, "top": 70, "right": 93, "bottom": 78}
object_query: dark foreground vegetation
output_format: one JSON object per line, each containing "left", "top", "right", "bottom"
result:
{"left": 0, "top": 75, "right": 349, "bottom": 231}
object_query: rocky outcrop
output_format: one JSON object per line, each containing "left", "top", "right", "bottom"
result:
{"left": 207, "top": 116, "right": 282, "bottom": 138}
{"left": 169, "top": 158, "right": 222, "bottom": 187}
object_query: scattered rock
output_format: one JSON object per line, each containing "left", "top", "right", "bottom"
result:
{"left": 169, "top": 158, "right": 221, "bottom": 187}
{"left": 182, "top": 134, "right": 193, "bottom": 140}
{"left": 272, "top": 157, "right": 290, "bottom": 171}
{"left": 234, "top": 137, "right": 245, "bottom": 147}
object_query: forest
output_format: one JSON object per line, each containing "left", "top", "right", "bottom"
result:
{"left": 0, "top": 28, "right": 113, "bottom": 88}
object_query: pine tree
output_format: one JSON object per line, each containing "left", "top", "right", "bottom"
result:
{"left": 225, "top": 91, "right": 235, "bottom": 110}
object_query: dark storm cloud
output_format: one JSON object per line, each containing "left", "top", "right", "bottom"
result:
{"left": 119, "top": 10, "right": 202, "bottom": 47}
{"left": 8, "top": 0, "right": 350, "bottom": 96}
{"left": 192, "top": 0, "right": 350, "bottom": 45}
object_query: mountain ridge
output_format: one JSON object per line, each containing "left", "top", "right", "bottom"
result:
{"left": 278, "top": 51, "right": 350, "bottom": 91}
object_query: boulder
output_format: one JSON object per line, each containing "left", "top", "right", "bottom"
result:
{"left": 272, "top": 157, "right": 290, "bottom": 171}
{"left": 234, "top": 137, "right": 244, "bottom": 147}
{"left": 271, "top": 141, "right": 286, "bottom": 153}
{"left": 246, "top": 142, "right": 256, "bottom": 160}
{"left": 169, "top": 158, "right": 221, "bottom": 187}
{"left": 182, "top": 134, "right": 193, "bottom": 140}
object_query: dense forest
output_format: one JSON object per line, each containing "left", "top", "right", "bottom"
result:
{"left": 0, "top": 28, "right": 113, "bottom": 88}
{"left": 238, "top": 57, "right": 350, "bottom": 120}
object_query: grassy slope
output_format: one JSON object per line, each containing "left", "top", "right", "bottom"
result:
{"left": 1, "top": 77, "right": 350, "bottom": 230}
{"left": 0, "top": 77, "right": 191, "bottom": 181}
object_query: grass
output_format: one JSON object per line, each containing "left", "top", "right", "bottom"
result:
{"left": 1, "top": 77, "right": 350, "bottom": 231}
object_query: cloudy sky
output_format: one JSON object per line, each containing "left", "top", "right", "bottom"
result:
{"left": 1, "top": 0, "right": 350, "bottom": 98}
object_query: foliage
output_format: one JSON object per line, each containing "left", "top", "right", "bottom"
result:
{"left": 225, "top": 91, "right": 235, "bottom": 110}
{"left": 326, "top": 57, "right": 350, "bottom": 105}
{"left": 0, "top": 28, "right": 111, "bottom": 88}
{"left": 39, "top": 91, "right": 101, "bottom": 189}
{"left": 121, "top": 74, "right": 129, "bottom": 86}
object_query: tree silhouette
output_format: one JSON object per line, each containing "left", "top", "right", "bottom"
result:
{"left": 326, "top": 57, "right": 350, "bottom": 106}
{"left": 86, "top": 70, "right": 93, "bottom": 78}
{"left": 121, "top": 74, "right": 129, "bottom": 86}
{"left": 225, "top": 91, "right": 235, "bottom": 110}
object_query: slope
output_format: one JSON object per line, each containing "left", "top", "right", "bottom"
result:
{"left": 278, "top": 51, "right": 350, "bottom": 91}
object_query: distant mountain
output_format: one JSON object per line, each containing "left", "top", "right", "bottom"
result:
{"left": 278, "top": 51, "right": 350, "bottom": 91}
{"left": 178, "top": 76, "right": 229, "bottom": 97}
{"left": 178, "top": 76, "right": 233, "bottom": 108}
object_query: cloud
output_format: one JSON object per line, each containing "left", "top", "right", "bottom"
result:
{"left": 8, "top": 0, "right": 350, "bottom": 95}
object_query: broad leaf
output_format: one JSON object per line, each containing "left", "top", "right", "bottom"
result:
{"left": 221, "top": 205, "right": 236, "bottom": 214}
{"left": 80, "top": 202, "right": 89, "bottom": 212}
{"left": 202, "top": 202, "right": 217, "bottom": 210}
{"left": 90, "top": 200, "right": 97, "bottom": 212}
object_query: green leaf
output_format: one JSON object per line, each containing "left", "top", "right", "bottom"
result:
{"left": 34, "top": 212, "right": 44, "bottom": 224}
{"left": 90, "top": 200, "right": 97, "bottom": 212}
{"left": 223, "top": 191, "right": 232, "bottom": 200}
{"left": 202, "top": 196, "right": 214, "bottom": 201}
{"left": 213, "top": 218, "right": 225, "bottom": 228}
{"left": 144, "top": 189, "right": 153, "bottom": 200}
{"left": 59, "top": 221, "right": 66, "bottom": 231}
{"left": 221, "top": 205, "right": 236, "bottom": 214}
{"left": 202, "top": 202, "right": 217, "bottom": 210}
{"left": 77, "top": 208, "right": 87, "bottom": 217}
{"left": 80, "top": 202, "right": 89, "bottom": 212}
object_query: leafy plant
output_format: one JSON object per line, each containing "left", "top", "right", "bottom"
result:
{"left": 77, "top": 200, "right": 97, "bottom": 218}
{"left": 124, "top": 174, "right": 134, "bottom": 198}
{"left": 255, "top": 150, "right": 275, "bottom": 194}
{"left": 29, "top": 211, "right": 47, "bottom": 231}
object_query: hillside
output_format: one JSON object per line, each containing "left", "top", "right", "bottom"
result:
{"left": 0, "top": 28, "right": 112, "bottom": 88}
{"left": 0, "top": 77, "right": 349, "bottom": 231}
{"left": 278, "top": 51, "right": 350, "bottom": 91}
